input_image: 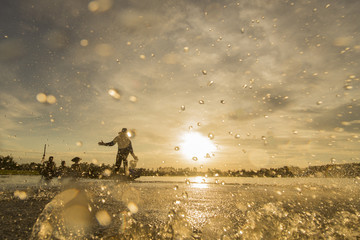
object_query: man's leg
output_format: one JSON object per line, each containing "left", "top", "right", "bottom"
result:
{"left": 115, "top": 150, "right": 123, "bottom": 173}
{"left": 123, "top": 160, "right": 128, "bottom": 176}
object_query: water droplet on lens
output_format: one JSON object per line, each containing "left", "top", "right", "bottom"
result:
{"left": 36, "top": 93, "right": 47, "bottom": 103}
{"left": 208, "top": 81, "right": 214, "bottom": 86}
{"left": 202, "top": 70, "right": 207, "bottom": 75}
{"left": 235, "top": 134, "right": 241, "bottom": 138}
{"left": 316, "top": 101, "right": 323, "bottom": 105}
{"left": 197, "top": 122, "right": 201, "bottom": 126}
{"left": 220, "top": 100, "right": 225, "bottom": 104}
{"left": 46, "top": 95, "right": 57, "bottom": 104}
{"left": 192, "top": 157, "right": 198, "bottom": 161}
{"left": 185, "top": 179, "right": 190, "bottom": 184}
{"left": 108, "top": 88, "right": 121, "bottom": 100}
{"left": 80, "top": 39, "right": 89, "bottom": 46}
{"left": 174, "top": 185, "right": 178, "bottom": 190}
{"left": 128, "top": 202, "right": 138, "bottom": 213}
{"left": 14, "top": 190, "right": 27, "bottom": 200}
{"left": 126, "top": 129, "right": 136, "bottom": 138}
{"left": 261, "top": 136, "right": 266, "bottom": 140}
{"left": 129, "top": 96, "right": 137, "bottom": 102}
{"left": 174, "top": 146, "right": 180, "bottom": 151}
{"left": 180, "top": 105, "right": 185, "bottom": 111}
{"left": 76, "top": 141, "right": 83, "bottom": 147}
{"left": 199, "top": 100, "right": 204, "bottom": 104}
{"left": 103, "top": 169, "right": 111, "bottom": 177}
{"left": 182, "top": 191, "right": 188, "bottom": 199}
{"left": 96, "top": 210, "right": 111, "bottom": 226}
{"left": 208, "top": 133, "right": 214, "bottom": 139}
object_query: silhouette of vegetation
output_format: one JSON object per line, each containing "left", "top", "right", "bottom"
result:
{"left": 1, "top": 155, "right": 360, "bottom": 178}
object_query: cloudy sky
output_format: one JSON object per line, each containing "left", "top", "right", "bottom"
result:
{"left": 1, "top": 0, "right": 359, "bottom": 170}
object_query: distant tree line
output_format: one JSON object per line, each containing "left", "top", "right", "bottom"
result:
{"left": 1, "top": 155, "right": 360, "bottom": 178}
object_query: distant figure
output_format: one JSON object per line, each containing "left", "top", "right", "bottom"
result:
{"left": 41, "top": 156, "right": 56, "bottom": 180}
{"left": 57, "top": 160, "right": 68, "bottom": 177}
{"left": 71, "top": 157, "right": 81, "bottom": 174}
{"left": 98, "top": 128, "right": 138, "bottom": 175}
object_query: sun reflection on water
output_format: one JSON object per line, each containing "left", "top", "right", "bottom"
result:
{"left": 190, "top": 176, "right": 209, "bottom": 189}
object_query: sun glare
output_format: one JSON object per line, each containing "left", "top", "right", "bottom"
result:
{"left": 180, "top": 132, "right": 216, "bottom": 161}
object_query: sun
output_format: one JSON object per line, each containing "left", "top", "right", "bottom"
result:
{"left": 180, "top": 132, "right": 216, "bottom": 161}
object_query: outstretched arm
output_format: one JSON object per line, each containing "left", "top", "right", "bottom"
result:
{"left": 98, "top": 140, "right": 115, "bottom": 146}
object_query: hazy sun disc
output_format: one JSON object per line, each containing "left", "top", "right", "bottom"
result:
{"left": 180, "top": 132, "right": 216, "bottom": 160}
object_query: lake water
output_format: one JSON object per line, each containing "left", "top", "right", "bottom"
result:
{"left": 1, "top": 175, "right": 360, "bottom": 239}
{"left": 1, "top": 174, "right": 359, "bottom": 189}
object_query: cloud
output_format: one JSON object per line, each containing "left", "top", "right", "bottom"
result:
{"left": 309, "top": 103, "right": 360, "bottom": 133}
{"left": 1, "top": 0, "right": 360, "bottom": 169}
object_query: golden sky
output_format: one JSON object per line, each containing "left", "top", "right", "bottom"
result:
{"left": 1, "top": 0, "right": 360, "bottom": 170}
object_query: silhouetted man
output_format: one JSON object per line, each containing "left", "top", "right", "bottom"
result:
{"left": 41, "top": 156, "right": 56, "bottom": 180}
{"left": 98, "top": 128, "right": 138, "bottom": 175}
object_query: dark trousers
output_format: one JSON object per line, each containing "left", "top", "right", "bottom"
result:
{"left": 115, "top": 147, "right": 130, "bottom": 172}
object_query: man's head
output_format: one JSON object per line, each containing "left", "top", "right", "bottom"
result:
{"left": 121, "top": 128, "right": 127, "bottom": 133}
{"left": 49, "top": 156, "right": 54, "bottom": 161}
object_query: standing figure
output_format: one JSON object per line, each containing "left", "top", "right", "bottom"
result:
{"left": 41, "top": 156, "right": 56, "bottom": 180}
{"left": 57, "top": 160, "right": 68, "bottom": 178}
{"left": 70, "top": 157, "right": 82, "bottom": 178}
{"left": 98, "top": 128, "right": 138, "bottom": 175}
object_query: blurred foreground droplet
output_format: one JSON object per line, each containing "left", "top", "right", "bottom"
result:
{"left": 95, "top": 210, "right": 111, "bottom": 226}
{"left": 192, "top": 157, "right": 198, "bottom": 161}
{"left": 88, "top": 0, "right": 113, "bottom": 13}
{"left": 126, "top": 129, "right": 136, "bottom": 138}
{"left": 180, "top": 105, "right": 185, "bottom": 111}
{"left": 76, "top": 141, "right": 83, "bottom": 147}
{"left": 208, "top": 133, "right": 214, "bottom": 139}
{"left": 14, "top": 190, "right": 27, "bottom": 200}
{"left": 36, "top": 93, "right": 57, "bottom": 104}
{"left": 36, "top": 93, "right": 47, "bottom": 103}
{"left": 199, "top": 100, "right": 204, "bottom": 104}
{"left": 80, "top": 39, "right": 88, "bottom": 47}
{"left": 47, "top": 95, "right": 57, "bottom": 104}
{"left": 129, "top": 96, "right": 137, "bottom": 102}
{"left": 174, "top": 146, "right": 180, "bottom": 151}
{"left": 102, "top": 169, "right": 111, "bottom": 177}
{"left": 108, "top": 88, "right": 121, "bottom": 100}
{"left": 127, "top": 202, "right": 138, "bottom": 214}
